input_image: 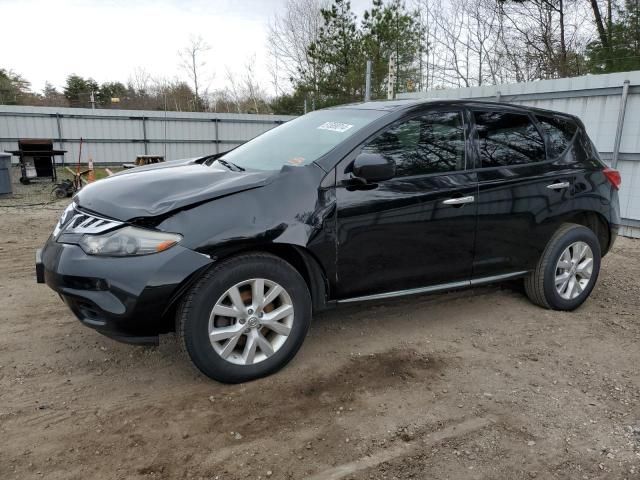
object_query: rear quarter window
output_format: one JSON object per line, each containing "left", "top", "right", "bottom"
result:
{"left": 536, "top": 115, "right": 577, "bottom": 159}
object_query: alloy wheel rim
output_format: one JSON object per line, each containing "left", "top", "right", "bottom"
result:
{"left": 554, "top": 241, "right": 593, "bottom": 300}
{"left": 208, "top": 278, "right": 294, "bottom": 365}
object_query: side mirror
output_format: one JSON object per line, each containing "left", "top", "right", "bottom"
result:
{"left": 352, "top": 152, "right": 395, "bottom": 183}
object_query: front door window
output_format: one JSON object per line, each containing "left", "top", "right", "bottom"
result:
{"left": 362, "top": 111, "right": 466, "bottom": 177}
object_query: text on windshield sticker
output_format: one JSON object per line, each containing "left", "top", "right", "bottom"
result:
{"left": 317, "top": 122, "right": 354, "bottom": 133}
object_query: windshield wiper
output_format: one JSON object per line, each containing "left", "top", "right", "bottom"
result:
{"left": 216, "top": 159, "right": 245, "bottom": 172}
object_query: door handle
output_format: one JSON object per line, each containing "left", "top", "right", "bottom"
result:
{"left": 546, "top": 181, "right": 570, "bottom": 190}
{"left": 442, "top": 195, "right": 475, "bottom": 205}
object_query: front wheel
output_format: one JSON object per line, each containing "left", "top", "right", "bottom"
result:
{"left": 524, "top": 223, "right": 601, "bottom": 310}
{"left": 177, "top": 253, "right": 312, "bottom": 383}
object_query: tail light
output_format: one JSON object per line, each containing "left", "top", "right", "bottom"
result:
{"left": 603, "top": 168, "right": 621, "bottom": 190}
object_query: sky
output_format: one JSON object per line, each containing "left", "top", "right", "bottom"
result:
{"left": 1, "top": 0, "right": 371, "bottom": 96}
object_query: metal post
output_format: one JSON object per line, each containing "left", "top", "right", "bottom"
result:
{"left": 496, "top": 91, "right": 502, "bottom": 102}
{"left": 365, "top": 60, "right": 372, "bottom": 102}
{"left": 304, "top": 98, "right": 308, "bottom": 114}
{"left": 141, "top": 117, "right": 148, "bottom": 155}
{"left": 55, "top": 113, "right": 65, "bottom": 167}
{"left": 163, "top": 93, "right": 168, "bottom": 160}
{"left": 214, "top": 119, "right": 220, "bottom": 154}
{"left": 612, "top": 80, "right": 630, "bottom": 169}
{"left": 387, "top": 55, "right": 396, "bottom": 100}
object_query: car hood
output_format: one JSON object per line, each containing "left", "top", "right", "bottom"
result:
{"left": 75, "top": 163, "right": 273, "bottom": 221}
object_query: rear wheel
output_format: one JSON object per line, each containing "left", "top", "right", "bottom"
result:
{"left": 177, "top": 253, "right": 311, "bottom": 383}
{"left": 524, "top": 223, "right": 601, "bottom": 310}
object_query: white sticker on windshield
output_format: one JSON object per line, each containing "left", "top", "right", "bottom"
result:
{"left": 317, "top": 121, "right": 354, "bottom": 133}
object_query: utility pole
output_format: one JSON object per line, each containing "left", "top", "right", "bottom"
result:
{"left": 387, "top": 54, "right": 396, "bottom": 100}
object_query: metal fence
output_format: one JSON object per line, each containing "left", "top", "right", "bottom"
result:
{"left": 2, "top": 73, "right": 639, "bottom": 237}
{"left": 0, "top": 105, "right": 294, "bottom": 167}
{"left": 399, "top": 70, "right": 640, "bottom": 238}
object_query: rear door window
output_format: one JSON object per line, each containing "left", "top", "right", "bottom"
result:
{"left": 473, "top": 111, "right": 545, "bottom": 167}
{"left": 536, "top": 115, "right": 577, "bottom": 158}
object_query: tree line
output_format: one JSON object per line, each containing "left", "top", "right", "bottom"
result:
{"left": 1, "top": 0, "right": 639, "bottom": 115}
{"left": 0, "top": 62, "right": 271, "bottom": 114}
{"left": 269, "top": 0, "right": 640, "bottom": 112}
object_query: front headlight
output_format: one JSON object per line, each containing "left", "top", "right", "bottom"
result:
{"left": 53, "top": 202, "right": 76, "bottom": 238}
{"left": 79, "top": 226, "right": 182, "bottom": 256}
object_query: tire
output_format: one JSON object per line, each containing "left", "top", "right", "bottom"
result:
{"left": 177, "top": 253, "right": 312, "bottom": 383}
{"left": 52, "top": 186, "right": 68, "bottom": 199}
{"left": 524, "top": 223, "right": 601, "bottom": 311}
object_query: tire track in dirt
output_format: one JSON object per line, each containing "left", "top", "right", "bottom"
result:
{"left": 306, "top": 415, "right": 498, "bottom": 480}
{"left": 3, "top": 348, "right": 449, "bottom": 479}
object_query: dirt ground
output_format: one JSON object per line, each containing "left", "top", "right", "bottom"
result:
{"left": 1, "top": 166, "right": 120, "bottom": 208}
{"left": 1, "top": 203, "right": 639, "bottom": 480}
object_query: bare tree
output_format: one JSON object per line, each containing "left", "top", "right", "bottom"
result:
{"left": 467, "top": 0, "right": 500, "bottom": 85}
{"left": 224, "top": 67, "right": 244, "bottom": 114}
{"left": 432, "top": 0, "right": 472, "bottom": 87}
{"left": 128, "top": 67, "right": 152, "bottom": 96}
{"left": 413, "top": 0, "right": 594, "bottom": 89}
{"left": 220, "top": 59, "right": 271, "bottom": 115}
{"left": 209, "top": 89, "right": 237, "bottom": 113}
{"left": 242, "top": 55, "right": 266, "bottom": 113}
{"left": 267, "top": 0, "right": 328, "bottom": 95}
{"left": 496, "top": 0, "right": 588, "bottom": 80}
{"left": 179, "top": 35, "right": 212, "bottom": 111}
{"left": 422, "top": 0, "right": 499, "bottom": 88}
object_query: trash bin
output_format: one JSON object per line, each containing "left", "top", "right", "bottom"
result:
{"left": 0, "top": 152, "right": 12, "bottom": 196}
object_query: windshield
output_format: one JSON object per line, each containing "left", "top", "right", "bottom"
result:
{"left": 214, "top": 108, "right": 386, "bottom": 171}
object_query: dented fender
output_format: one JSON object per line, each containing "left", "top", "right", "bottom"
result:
{"left": 155, "top": 163, "right": 338, "bottom": 291}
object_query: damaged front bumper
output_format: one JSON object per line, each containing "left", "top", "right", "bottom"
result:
{"left": 36, "top": 238, "right": 212, "bottom": 345}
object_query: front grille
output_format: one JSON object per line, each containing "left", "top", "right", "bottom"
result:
{"left": 63, "top": 212, "right": 122, "bottom": 234}
{"left": 54, "top": 206, "right": 123, "bottom": 239}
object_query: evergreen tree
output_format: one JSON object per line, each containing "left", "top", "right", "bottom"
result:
{"left": 287, "top": 0, "right": 426, "bottom": 111}
{"left": 270, "top": 90, "right": 310, "bottom": 115}
{"left": 63, "top": 75, "right": 99, "bottom": 107}
{"left": 307, "top": 0, "right": 366, "bottom": 106}
{"left": 97, "top": 81, "right": 128, "bottom": 106}
{"left": 0, "top": 69, "right": 31, "bottom": 105}
{"left": 361, "top": 0, "right": 424, "bottom": 99}
{"left": 42, "top": 82, "right": 68, "bottom": 107}
{"left": 42, "top": 82, "right": 59, "bottom": 98}
{"left": 586, "top": 0, "right": 640, "bottom": 73}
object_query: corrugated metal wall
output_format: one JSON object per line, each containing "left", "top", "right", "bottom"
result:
{"left": 0, "top": 105, "right": 294, "bottom": 167}
{"left": 3, "top": 73, "right": 638, "bottom": 237}
{"left": 399, "top": 70, "right": 640, "bottom": 237}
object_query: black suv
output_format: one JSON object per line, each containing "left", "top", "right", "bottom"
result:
{"left": 37, "top": 100, "right": 621, "bottom": 383}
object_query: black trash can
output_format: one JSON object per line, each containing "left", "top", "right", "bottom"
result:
{"left": 0, "top": 152, "right": 12, "bottom": 196}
